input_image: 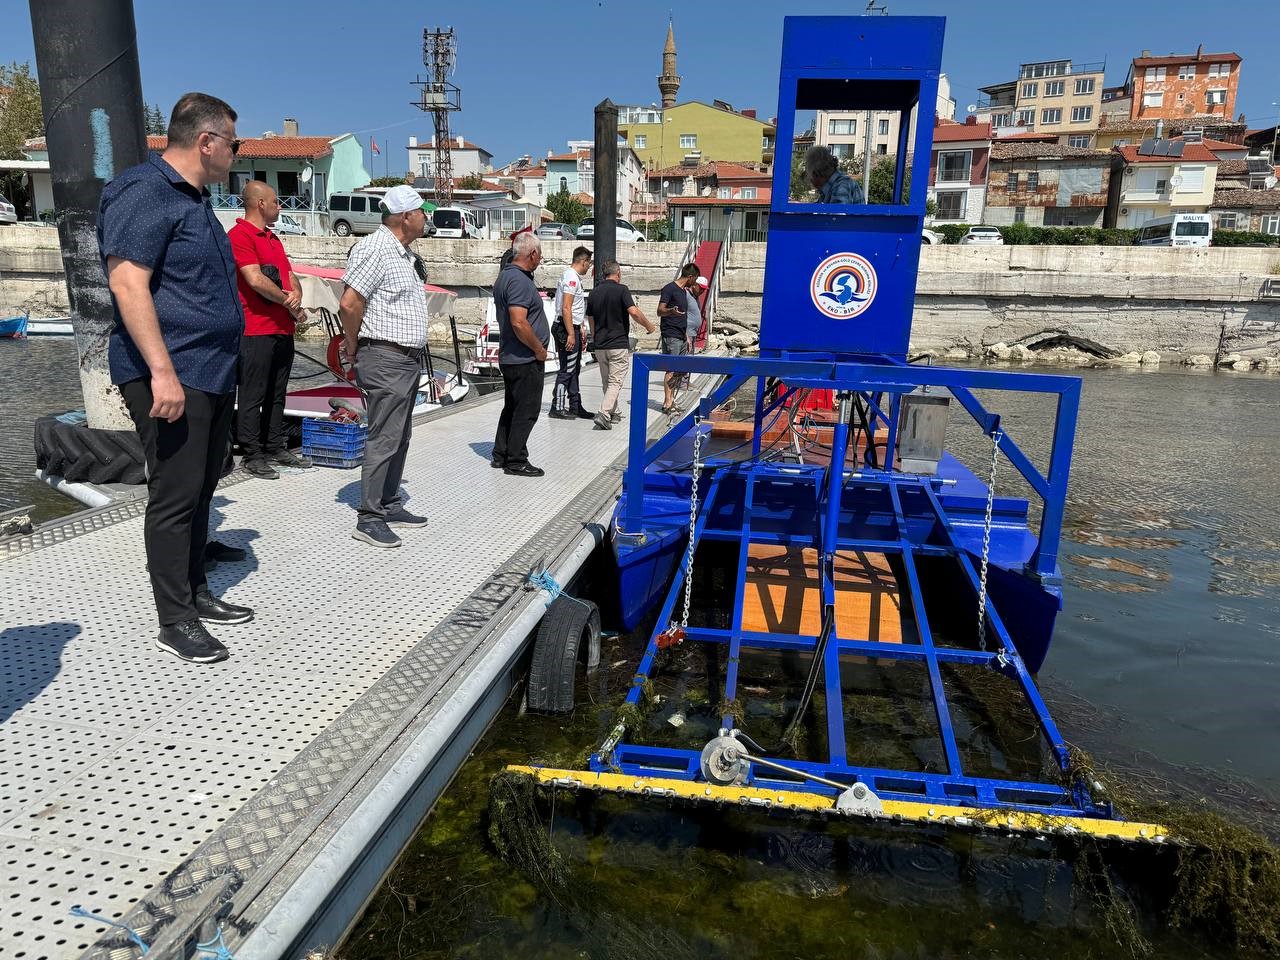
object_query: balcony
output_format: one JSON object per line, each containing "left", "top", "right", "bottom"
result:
{"left": 210, "top": 194, "right": 327, "bottom": 212}
{"left": 936, "top": 168, "right": 972, "bottom": 184}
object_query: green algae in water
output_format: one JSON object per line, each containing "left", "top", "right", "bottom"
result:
{"left": 337, "top": 568, "right": 1280, "bottom": 960}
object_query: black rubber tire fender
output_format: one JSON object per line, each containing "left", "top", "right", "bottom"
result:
{"left": 33, "top": 416, "right": 146, "bottom": 484}
{"left": 527, "top": 595, "right": 601, "bottom": 714}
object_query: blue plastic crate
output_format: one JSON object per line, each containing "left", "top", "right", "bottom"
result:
{"left": 302, "top": 419, "right": 367, "bottom": 458}
{"left": 302, "top": 418, "right": 367, "bottom": 445}
{"left": 309, "top": 453, "right": 363, "bottom": 469}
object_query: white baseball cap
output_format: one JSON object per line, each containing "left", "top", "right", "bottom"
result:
{"left": 380, "top": 184, "right": 430, "bottom": 214}
{"left": 695, "top": 276, "right": 709, "bottom": 288}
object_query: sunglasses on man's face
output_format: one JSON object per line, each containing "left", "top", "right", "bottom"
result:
{"left": 203, "top": 131, "right": 241, "bottom": 155}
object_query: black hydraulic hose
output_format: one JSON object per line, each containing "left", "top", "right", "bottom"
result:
{"left": 746, "top": 606, "right": 834, "bottom": 756}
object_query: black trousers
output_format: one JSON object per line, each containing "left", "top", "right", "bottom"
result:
{"left": 551, "top": 323, "right": 583, "bottom": 412}
{"left": 493, "top": 361, "right": 545, "bottom": 467}
{"left": 236, "top": 333, "right": 294, "bottom": 460}
{"left": 120, "top": 378, "right": 235, "bottom": 627}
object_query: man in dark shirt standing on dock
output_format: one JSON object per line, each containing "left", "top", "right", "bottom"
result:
{"left": 491, "top": 231, "right": 550, "bottom": 477}
{"left": 99, "top": 92, "right": 252, "bottom": 664}
{"left": 657, "top": 263, "right": 699, "bottom": 415}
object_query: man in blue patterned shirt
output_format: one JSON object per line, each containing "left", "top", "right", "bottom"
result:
{"left": 805, "top": 145, "right": 865, "bottom": 204}
{"left": 99, "top": 92, "right": 250, "bottom": 664}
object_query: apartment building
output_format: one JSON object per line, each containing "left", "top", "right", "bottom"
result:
{"left": 815, "top": 75, "right": 954, "bottom": 161}
{"left": 1106, "top": 139, "right": 1221, "bottom": 228}
{"left": 928, "top": 120, "right": 991, "bottom": 224}
{"left": 1125, "top": 47, "right": 1241, "bottom": 122}
{"left": 977, "top": 58, "right": 1105, "bottom": 145}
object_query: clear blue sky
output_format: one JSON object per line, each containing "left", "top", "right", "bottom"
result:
{"left": 4, "top": 0, "right": 1278, "bottom": 169}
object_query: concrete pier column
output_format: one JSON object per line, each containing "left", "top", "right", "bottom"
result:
{"left": 29, "top": 0, "right": 149, "bottom": 429}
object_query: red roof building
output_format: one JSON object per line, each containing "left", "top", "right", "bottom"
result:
{"left": 1124, "top": 47, "right": 1242, "bottom": 122}
{"left": 929, "top": 120, "right": 992, "bottom": 224}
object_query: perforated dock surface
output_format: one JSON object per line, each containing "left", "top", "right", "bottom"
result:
{"left": 0, "top": 369, "right": 674, "bottom": 960}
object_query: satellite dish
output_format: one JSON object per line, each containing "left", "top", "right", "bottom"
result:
{"left": 1169, "top": 174, "right": 1183, "bottom": 187}
{"left": 966, "top": 104, "right": 977, "bottom": 114}
{"left": 1266, "top": 175, "right": 1278, "bottom": 189}
{"left": 300, "top": 165, "right": 314, "bottom": 183}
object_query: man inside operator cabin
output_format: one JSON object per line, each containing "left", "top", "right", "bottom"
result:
{"left": 805, "top": 144, "right": 865, "bottom": 204}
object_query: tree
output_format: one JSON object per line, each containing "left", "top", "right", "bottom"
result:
{"left": 456, "top": 172, "right": 484, "bottom": 190}
{"left": 144, "top": 103, "right": 168, "bottom": 136}
{"left": 0, "top": 62, "right": 43, "bottom": 159}
{"left": 790, "top": 146, "right": 815, "bottom": 201}
{"left": 546, "top": 186, "right": 588, "bottom": 226}
{"left": 367, "top": 175, "right": 409, "bottom": 188}
{"left": 867, "top": 156, "right": 910, "bottom": 205}
{"left": 0, "top": 62, "right": 44, "bottom": 217}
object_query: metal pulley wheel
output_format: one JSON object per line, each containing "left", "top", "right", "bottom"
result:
{"left": 700, "top": 735, "right": 750, "bottom": 786}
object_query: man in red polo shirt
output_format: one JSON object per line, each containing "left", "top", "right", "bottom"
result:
{"left": 229, "top": 181, "right": 309, "bottom": 478}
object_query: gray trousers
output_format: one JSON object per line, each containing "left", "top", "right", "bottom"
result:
{"left": 354, "top": 342, "right": 420, "bottom": 521}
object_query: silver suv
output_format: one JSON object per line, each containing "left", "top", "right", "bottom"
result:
{"left": 328, "top": 193, "right": 384, "bottom": 237}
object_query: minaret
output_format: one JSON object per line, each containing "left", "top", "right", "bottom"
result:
{"left": 658, "top": 21, "right": 680, "bottom": 109}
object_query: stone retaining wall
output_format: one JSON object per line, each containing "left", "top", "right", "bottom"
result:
{"left": 5, "top": 226, "right": 1279, "bottom": 362}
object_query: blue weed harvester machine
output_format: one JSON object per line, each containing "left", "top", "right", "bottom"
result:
{"left": 512, "top": 15, "right": 1167, "bottom": 844}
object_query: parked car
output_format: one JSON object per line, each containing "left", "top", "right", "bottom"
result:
{"left": 959, "top": 225, "right": 1004, "bottom": 245}
{"left": 432, "top": 206, "right": 483, "bottom": 240}
{"left": 536, "top": 222, "right": 576, "bottom": 240}
{"left": 273, "top": 213, "right": 306, "bottom": 236}
{"left": 921, "top": 228, "right": 941, "bottom": 245}
{"left": 0, "top": 194, "right": 16, "bottom": 226}
{"left": 576, "top": 216, "right": 646, "bottom": 242}
{"left": 328, "top": 192, "right": 387, "bottom": 237}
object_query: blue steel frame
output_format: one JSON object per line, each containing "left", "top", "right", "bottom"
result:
{"left": 594, "top": 352, "right": 1109, "bottom": 820}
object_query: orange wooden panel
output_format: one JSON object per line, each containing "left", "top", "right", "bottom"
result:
{"left": 739, "top": 544, "right": 902, "bottom": 643}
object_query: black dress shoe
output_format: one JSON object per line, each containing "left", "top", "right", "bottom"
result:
{"left": 205, "top": 540, "right": 247, "bottom": 563}
{"left": 547, "top": 408, "right": 575, "bottom": 420}
{"left": 155, "top": 620, "right": 229, "bottom": 663}
{"left": 575, "top": 406, "right": 596, "bottom": 420}
{"left": 503, "top": 463, "right": 545, "bottom": 477}
{"left": 195, "top": 589, "right": 254, "bottom": 625}
{"left": 490, "top": 457, "right": 506, "bottom": 469}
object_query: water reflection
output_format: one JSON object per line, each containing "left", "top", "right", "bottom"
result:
{"left": 0, "top": 338, "right": 84, "bottom": 524}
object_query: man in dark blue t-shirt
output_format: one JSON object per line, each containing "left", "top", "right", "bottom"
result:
{"left": 491, "top": 231, "right": 550, "bottom": 476}
{"left": 657, "top": 263, "right": 700, "bottom": 414}
{"left": 99, "top": 92, "right": 250, "bottom": 665}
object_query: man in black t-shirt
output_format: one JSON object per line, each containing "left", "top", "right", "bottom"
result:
{"left": 585, "top": 259, "right": 654, "bottom": 430}
{"left": 657, "top": 263, "right": 700, "bottom": 414}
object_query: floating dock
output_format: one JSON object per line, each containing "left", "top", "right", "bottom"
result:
{"left": 0, "top": 370, "right": 685, "bottom": 960}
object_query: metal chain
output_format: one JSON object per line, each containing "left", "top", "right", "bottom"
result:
{"left": 976, "top": 429, "right": 1002, "bottom": 653}
{"left": 678, "top": 417, "right": 704, "bottom": 629}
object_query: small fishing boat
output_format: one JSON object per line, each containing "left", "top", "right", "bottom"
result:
{"left": 287, "top": 263, "right": 472, "bottom": 419}
{"left": 23, "top": 316, "right": 74, "bottom": 336}
{"left": 0, "top": 315, "right": 29, "bottom": 338}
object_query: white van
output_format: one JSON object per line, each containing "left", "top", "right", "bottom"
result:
{"left": 1134, "top": 213, "right": 1213, "bottom": 247}
{"left": 432, "top": 206, "right": 483, "bottom": 240}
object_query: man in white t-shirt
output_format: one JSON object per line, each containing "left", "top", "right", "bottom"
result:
{"left": 549, "top": 245, "right": 594, "bottom": 420}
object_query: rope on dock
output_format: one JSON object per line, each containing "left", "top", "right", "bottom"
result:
{"left": 68, "top": 905, "right": 150, "bottom": 955}
{"left": 196, "top": 926, "right": 237, "bottom": 959}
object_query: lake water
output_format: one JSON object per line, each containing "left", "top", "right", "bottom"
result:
{"left": 3, "top": 339, "right": 1277, "bottom": 957}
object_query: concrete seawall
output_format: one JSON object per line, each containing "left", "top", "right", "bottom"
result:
{"left": 5, "top": 225, "right": 1279, "bottom": 361}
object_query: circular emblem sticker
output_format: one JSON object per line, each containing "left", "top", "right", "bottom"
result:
{"left": 810, "top": 252, "right": 877, "bottom": 319}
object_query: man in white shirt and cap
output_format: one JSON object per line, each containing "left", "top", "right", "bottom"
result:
{"left": 338, "top": 184, "right": 433, "bottom": 548}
